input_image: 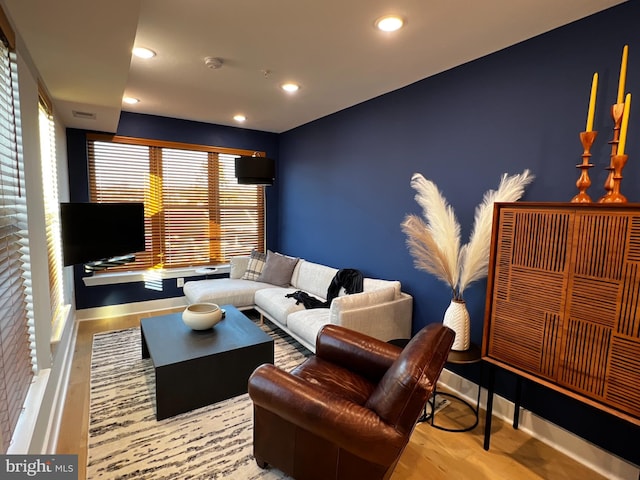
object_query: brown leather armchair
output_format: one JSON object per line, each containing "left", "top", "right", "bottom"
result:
{"left": 248, "top": 322, "right": 455, "bottom": 480}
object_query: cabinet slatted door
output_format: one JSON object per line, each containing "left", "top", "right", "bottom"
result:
{"left": 483, "top": 202, "right": 640, "bottom": 426}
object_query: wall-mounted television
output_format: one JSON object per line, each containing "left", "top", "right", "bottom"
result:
{"left": 60, "top": 202, "right": 145, "bottom": 266}
{"left": 235, "top": 156, "right": 275, "bottom": 185}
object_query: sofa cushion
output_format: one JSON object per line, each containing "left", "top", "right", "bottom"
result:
{"left": 257, "top": 251, "right": 299, "bottom": 287}
{"left": 363, "top": 279, "right": 401, "bottom": 296}
{"left": 230, "top": 255, "right": 250, "bottom": 279}
{"left": 183, "top": 278, "right": 271, "bottom": 307}
{"left": 254, "top": 287, "right": 305, "bottom": 326}
{"left": 290, "top": 260, "right": 337, "bottom": 299}
{"left": 287, "top": 308, "right": 331, "bottom": 346}
{"left": 330, "top": 286, "right": 396, "bottom": 311}
{"left": 242, "top": 250, "right": 267, "bottom": 281}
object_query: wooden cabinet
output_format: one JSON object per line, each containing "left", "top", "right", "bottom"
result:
{"left": 482, "top": 202, "right": 640, "bottom": 426}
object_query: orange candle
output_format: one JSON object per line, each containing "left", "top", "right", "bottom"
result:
{"left": 618, "top": 93, "right": 631, "bottom": 155}
{"left": 586, "top": 72, "right": 598, "bottom": 132}
{"left": 617, "top": 45, "right": 628, "bottom": 105}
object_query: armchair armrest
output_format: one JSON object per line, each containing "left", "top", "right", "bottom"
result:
{"left": 315, "top": 324, "right": 401, "bottom": 382}
{"left": 248, "top": 364, "right": 405, "bottom": 466}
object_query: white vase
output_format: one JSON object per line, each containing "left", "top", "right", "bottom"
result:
{"left": 443, "top": 299, "right": 471, "bottom": 351}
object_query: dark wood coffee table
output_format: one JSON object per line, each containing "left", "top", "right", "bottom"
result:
{"left": 140, "top": 305, "right": 274, "bottom": 420}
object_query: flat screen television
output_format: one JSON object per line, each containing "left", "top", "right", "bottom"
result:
{"left": 60, "top": 202, "right": 145, "bottom": 266}
{"left": 235, "top": 156, "right": 275, "bottom": 185}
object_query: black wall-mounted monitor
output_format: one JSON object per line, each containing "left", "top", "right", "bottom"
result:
{"left": 60, "top": 202, "right": 145, "bottom": 266}
{"left": 235, "top": 156, "right": 275, "bottom": 185}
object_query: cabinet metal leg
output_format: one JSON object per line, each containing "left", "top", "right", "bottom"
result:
{"left": 514, "top": 376, "right": 522, "bottom": 429}
{"left": 483, "top": 364, "right": 495, "bottom": 450}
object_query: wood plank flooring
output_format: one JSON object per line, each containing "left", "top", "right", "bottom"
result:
{"left": 56, "top": 310, "right": 607, "bottom": 480}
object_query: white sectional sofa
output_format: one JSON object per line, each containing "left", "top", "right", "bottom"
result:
{"left": 183, "top": 252, "right": 413, "bottom": 352}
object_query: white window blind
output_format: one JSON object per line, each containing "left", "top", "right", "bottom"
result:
{"left": 87, "top": 135, "right": 265, "bottom": 271}
{"left": 0, "top": 35, "right": 34, "bottom": 453}
{"left": 39, "top": 94, "right": 65, "bottom": 335}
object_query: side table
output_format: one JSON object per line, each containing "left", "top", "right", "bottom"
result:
{"left": 427, "top": 343, "right": 482, "bottom": 432}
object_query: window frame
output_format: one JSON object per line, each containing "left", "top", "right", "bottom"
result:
{"left": 86, "top": 134, "right": 267, "bottom": 273}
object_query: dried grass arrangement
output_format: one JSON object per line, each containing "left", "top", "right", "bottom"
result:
{"left": 401, "top": 170, "right": 535, "bottom": 301}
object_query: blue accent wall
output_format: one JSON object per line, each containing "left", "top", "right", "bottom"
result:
{"left": 275, "top": 2, "right": 639, "bottom": 466}
{"left": 65, "top": 2, "right": 640, "bottom": 465}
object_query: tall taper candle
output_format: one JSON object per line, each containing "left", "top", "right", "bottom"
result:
{"left": 586, "top": 72, "right": 598, "bottom": 132}
{"left": 617, "top": 45, "right": 628, "bottom": 105}
{"left": 618, "top": 93, "right": 631, "bottom": 155}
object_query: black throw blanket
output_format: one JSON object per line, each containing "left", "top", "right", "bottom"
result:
{"left": 286, "top": 268, "right": 364, "bottom": 309}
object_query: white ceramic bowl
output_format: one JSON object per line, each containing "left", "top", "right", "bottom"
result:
{"left": 182, "top": 303, "right": 223, "bottom": 330}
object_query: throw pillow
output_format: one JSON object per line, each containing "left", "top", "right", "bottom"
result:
{"left": 229, "top": 255, "right": 250, "bottom": 279}
{"left": 241, "top": 250, "right": 267, "bottom": 281}
{"left": 257, "top": 250, "right": 299, "bottom": 287}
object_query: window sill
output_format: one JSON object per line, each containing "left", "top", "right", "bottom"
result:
{"left": 82, "top": 265, "right": 230, "bottom": 287}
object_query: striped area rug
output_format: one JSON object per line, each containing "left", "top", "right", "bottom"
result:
{"left": 87, "top": 319, "right": 309, "bottom": 480}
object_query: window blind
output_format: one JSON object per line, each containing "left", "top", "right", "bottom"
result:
{"left": 87, "top": 135, "right": 265, "bottom": 271}
{"left": 39, "top": 93, "right": 65, "bottom": 333}
{"left": 0, "top": 35, "right": 33, "bottom": 453}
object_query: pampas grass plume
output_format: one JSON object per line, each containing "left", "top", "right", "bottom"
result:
{"left": 458, "top": 169, "right": 535, "bottom": 295}
{"left": 403, "top": 169, "right": 534, "bottom": 300}
{"left": 401, "top": 214, "right": 457, "bottom": 297}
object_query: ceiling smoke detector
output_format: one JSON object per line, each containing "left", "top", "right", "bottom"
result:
{"left": 204, "top": 57, "right": 224, "bottom": 69}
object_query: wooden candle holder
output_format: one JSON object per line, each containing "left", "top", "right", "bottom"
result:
{"left": 600, "top": 154, "right": 628, "bottom": 203}
{"left": 571, "top": 131, "right": 597, "bottom": 203}
{"left": 599, "top": 103, "right": 625, "bottom": 202}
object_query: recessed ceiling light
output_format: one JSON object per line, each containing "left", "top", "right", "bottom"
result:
{"left": 132, "top": 47, "right": 156, "bottom": 59}
{"left": 281, "top": 83, "right": 300, "bottom": 93}
{"left": 233, "top": 114, "right": 246, "bottom": 122}
{"left": 375, "top": 15, "right": 404, "bottom": 32}
{"left": 123, "top": 96, "right": 140, "bottom": 105}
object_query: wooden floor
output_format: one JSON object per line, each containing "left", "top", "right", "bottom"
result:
{"left": 57, "top": 309, "right": 608, "bottom": 480}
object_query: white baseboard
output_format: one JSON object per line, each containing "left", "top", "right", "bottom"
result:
{"left": 76, "top": 296, "right": 188, "bottom": 321}
{"left": 439, "top": 369, "right": 639, "bottom": 480}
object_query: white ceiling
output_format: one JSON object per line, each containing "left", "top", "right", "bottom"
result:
{"left": 1, "top": 0, "right": 627, "bottom": 134}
